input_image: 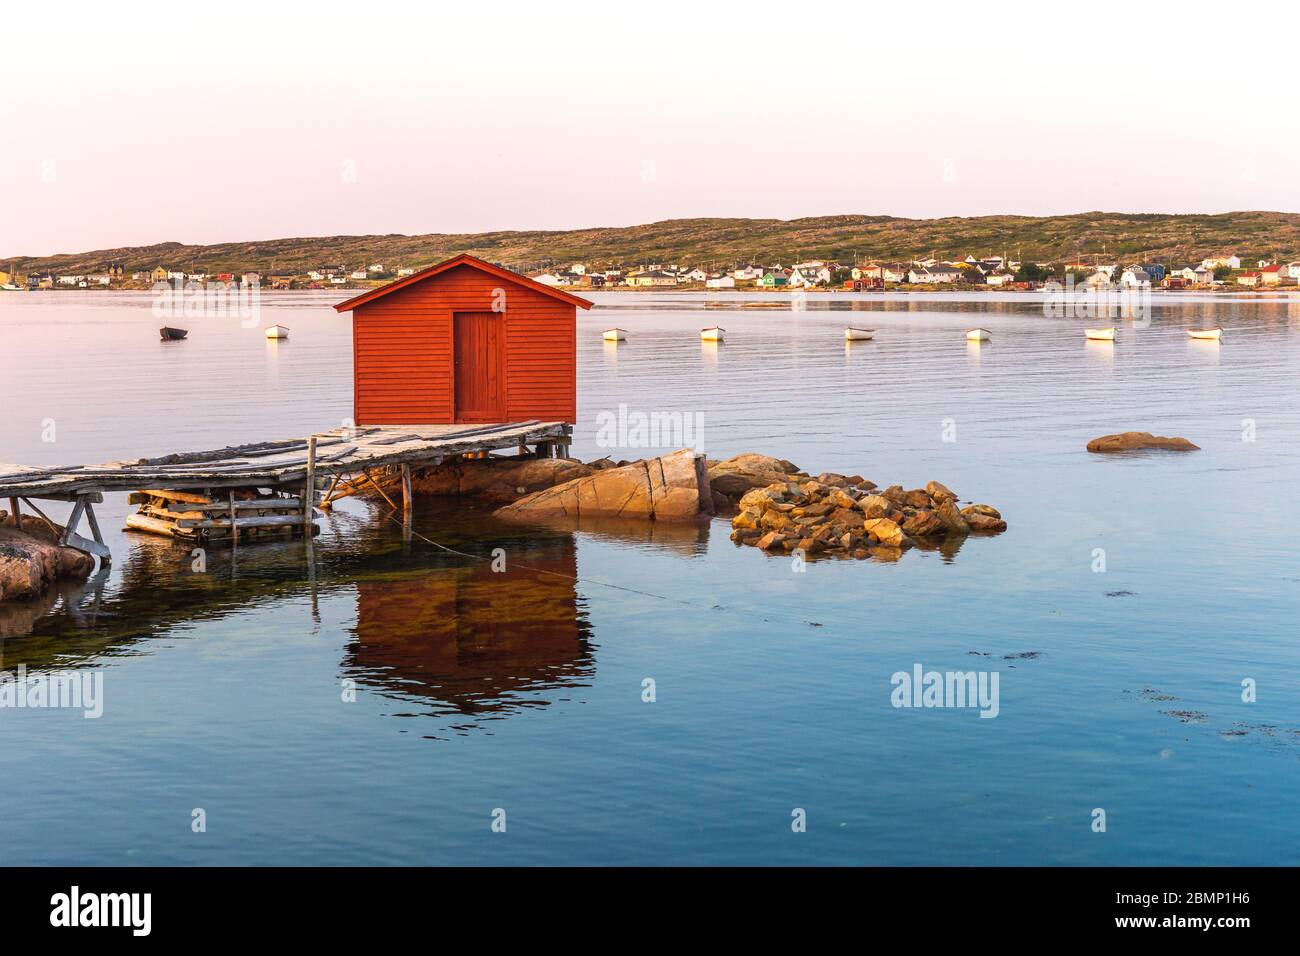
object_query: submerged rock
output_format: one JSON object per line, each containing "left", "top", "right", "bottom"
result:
{"left": 1086, "top": 432, "right": 1200, "bottom": 453}
{"left": 494, "top": 449, "right": 712, "bottom": 522}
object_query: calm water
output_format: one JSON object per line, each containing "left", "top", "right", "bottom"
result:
{"left": 2, "top": 289, "right": 1299, "bottom": 866}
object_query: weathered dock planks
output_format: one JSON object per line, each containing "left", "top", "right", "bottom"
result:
{"left": 0, "top": 420, "right": 572, "bottom": 552}
{"left": 0, "top": 421, "right": 570, "bottom": 498}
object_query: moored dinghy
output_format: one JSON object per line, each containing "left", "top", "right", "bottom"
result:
{"left": 159, "top": 326, "right": 188, "bottom": 341}
{"left": 966, "top": 327, "right": 991, "bottom": 342}
{"left": 844, "top": 327, "right": 875, "bottom": 341}
{"left": 1085, "top": 327, "right": 1117, "bottom": 341}
{"left": 602, "top": 328, "right": 627, "bottom": 342}
{"left": 1187, "top": 327, "right": 1222, "bottom": 341}
{"left": 701, "top": 326, "right": 725, "bottom": 342}
{"left": 264, "top": 325, "right": 290, "bottom": 340}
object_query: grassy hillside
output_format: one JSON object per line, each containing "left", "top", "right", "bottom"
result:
{"left": 7, "top": 211, "right": 1300, "bottom": 276}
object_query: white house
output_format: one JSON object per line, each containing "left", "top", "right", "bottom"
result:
{"left": 679, "top": 268, "right": 708, "bottom": 283}
{"left": 1200, "top": 255, "right": 1241, "bottom": 271}
{"left": 790, "top": 266, "right": 831, "bottom": 287}
{"left": 1259, "top": 264, "right": 1285, "bottom": 285}
{"left": 350, "top": 270, "right": 368, "bottom": 280}
{"left": 909, "top": 265, "right": 962, "bottom": 284}
{"left": 1119, "top": 268, "right": 1151, "bottom": 288}
{"left": 731, "top": 265, "right": 764, "bottom": 281}
{"left": 241, "top": 272, "right": 262, "bottom": 286}
{"left": 1193, "top": 267, "right": 1217, "bottom": 285}
{"left": 570, "top": 263, "right": 587, "bottom": 275}
{"left": 706, "top": 274, "right": 736, "bottom": 289}
{"left": 985, "top": 272, "right": 1017, "bottom": 287}
{"left": 307, "top": 271, "right": 324, "bottom": 281}
{"left": 367, "top": 264, "right": 385, "bottom": 273}
{"left": 1286, "top": 261, "right": 1300, "bottom": 280}
{"left": 396, "top": 267, "right": 415, "bottom": 277}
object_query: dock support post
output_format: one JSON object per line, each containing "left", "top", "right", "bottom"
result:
{"left": 56, "top": 494, "right": 112, "bottom": 566}
{"left": 83, "top": 500, "right": 109, "bottom": 567}
{"left": 304, "top": 435, "right": 317, "bottom": 538}
{"left": 7, "top": 497, "right": 20, "bottom": 531}
{"left": 229, "top": 490, "right": 239, "bottom": 546}
{"left": 401, "top": 463, "right": 413, "bottom": 531}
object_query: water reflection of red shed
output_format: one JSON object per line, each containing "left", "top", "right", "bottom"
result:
{"left": 346, "top": 538, "right": 593, "bottom": 716}
{"left": 334, "top": 254, "right": 592, "bottom": 426}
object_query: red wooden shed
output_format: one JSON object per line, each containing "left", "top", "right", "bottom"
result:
{"left": 334, "top": 254, "right": 592, "bottom": 426}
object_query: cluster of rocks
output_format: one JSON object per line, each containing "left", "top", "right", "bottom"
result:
{"left": 727, "top": 472, "right": 1006, "bottom": 560}
{"left": 364, "top": 448, "right": 1007, "bottom": 565}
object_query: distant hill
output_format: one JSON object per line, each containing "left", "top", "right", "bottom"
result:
{"left": 7, "top": 211, "right": 1300, "bottom": 276}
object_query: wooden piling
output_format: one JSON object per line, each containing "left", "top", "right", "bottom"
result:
{"left": 401, "top": 463, "right": 413, "bottom": 529}
{"left": 304, "top": 435, "right": 317, "bottom": 537}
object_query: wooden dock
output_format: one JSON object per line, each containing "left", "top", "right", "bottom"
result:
{"left": 0, "top": 421, "right": 571, "bottom": 561}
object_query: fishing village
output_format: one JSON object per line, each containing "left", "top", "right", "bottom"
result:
{"left": 0, "top": 252, "right": 1024, "bottom": 606}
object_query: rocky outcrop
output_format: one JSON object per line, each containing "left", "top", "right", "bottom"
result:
{"left": 1086, "top": 432, "right": 1200, "bottom": 453}
{"left": 398, "top": 456, "right": 594, "bottom": 502}
{"left": 0, "top": 511, "right": 95, "bottom": 601}
{"left": 728, "top": 476, "right": 1006, "bottom": 560}
{"left": 494, "top": 449, "right": 712, "bottom": 522}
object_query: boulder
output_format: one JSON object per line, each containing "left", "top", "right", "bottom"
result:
{"left": 0, "top": 513, "right": 95, "bottom": 602}
{"left": 964, "top": 512, "right": 1008, "bottom": 533}
{"left": 926, "top": 480, "right": 958, "bottom": 502}
{"left": 1086, "top": 432, "right": 1200, "bottom": 453}
{"left": 858, "top": 495, "right": 893, "bottom": 518}
{"left": 824, "top": 488, "right": 859, "bottom": 510}
{"left": 961, "top": 504, "right": 1001, "bottom": 520}
{"left": 900, "top": 488, "right": 933, "bottom": 509}
{"left": 935, "top": 499, "right": 970, "bottom": 535}
{"left": 707, "top": 453, "right": 804, "bottom": 498}
{"left": 494, "top": 449, "right": 712, "bottom": 522}
{"left": 737, "top": 487, "right": 780, "bottom": 512}
{"left": 759, "top": 509, "right": 795, "bottom": 532}
{"left": 862, "top": 517, "right": 908, "bottom": 548}
{"left": 901, "top": 510, "right": 946, "bottom": 537}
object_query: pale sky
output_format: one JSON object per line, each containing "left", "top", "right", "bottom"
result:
{"left": 4, "top": 0, "right": 1297, "bottom": 256}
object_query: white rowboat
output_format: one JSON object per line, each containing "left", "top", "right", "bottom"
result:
{"left": 1085, "top": 328, "right": 1116, "bottom": 341}
{"left": 1187, "top": 328, "right": 1222, "bottom": 341}
{"left": 701, "top": 327, "right": 725, "bottom": 342}
{"left": 966, "top": 328, "right": 991, "bottom": 342}
{"left": 602, "top": 328, "right": 627, "bottom": 341}
{"left": 265, "top": 325, "right": 289, "bottom": 340}
{"left": 844, "top": 327, "right": 876, "bottom": 341}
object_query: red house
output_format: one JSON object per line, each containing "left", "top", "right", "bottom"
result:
{"left": 334, "top": 254, "right": 592, "bottom": 426}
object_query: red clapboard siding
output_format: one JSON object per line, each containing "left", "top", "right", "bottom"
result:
{"left": 335, "top": 254, "right": 590, "bottom": 425}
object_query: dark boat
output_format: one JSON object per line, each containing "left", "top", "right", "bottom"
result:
{"left": 159, "top": 327, "right": 188, "bottom": 341}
